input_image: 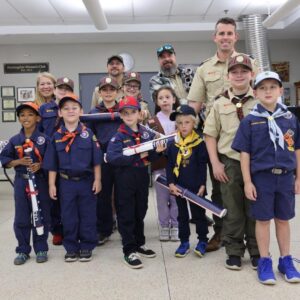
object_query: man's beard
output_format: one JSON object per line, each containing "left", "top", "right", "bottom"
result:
{"left": 161, "top": 64, "right": 177, "bottom": 77}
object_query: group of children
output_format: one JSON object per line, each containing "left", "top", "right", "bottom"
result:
{"left": 1, "top": 55, "right": 300, "bottom": 285}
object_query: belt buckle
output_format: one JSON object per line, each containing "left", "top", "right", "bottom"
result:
{"left": 272, "top": 168, "right": 283, "bottom": 175}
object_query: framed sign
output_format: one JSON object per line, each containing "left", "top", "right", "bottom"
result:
{"left": 271, "top": 62, "right": 289, "bottom": 82}
{"left": 2, "top": 98, "right": 16, "bottom": 110}
{"left": 17, "top": 87, "right": 36, "bottom": 102}
{"left": 2, "top": 111, "right": 16, "bottom": 122}
{"left": 1, "top": 86, "right": 15, "bottom": 97}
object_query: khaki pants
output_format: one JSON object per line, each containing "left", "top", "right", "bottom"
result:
{"left": 220, "top": 155, "right": 259, "bottom": 257}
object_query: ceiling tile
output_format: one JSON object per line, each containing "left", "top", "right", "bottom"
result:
{"left": 133, "top": 0, "right": 172, "bottom": 16}
{"left": 171, "top": 0, "right": 212, "bottom": 15}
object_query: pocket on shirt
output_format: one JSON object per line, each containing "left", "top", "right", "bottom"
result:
{"left": 219, "top": 107, "right": 240, "bottom": 134}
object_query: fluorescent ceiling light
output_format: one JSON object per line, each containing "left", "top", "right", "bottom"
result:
{"left": 83, "top": 0, "right": 108, "bottom": 30}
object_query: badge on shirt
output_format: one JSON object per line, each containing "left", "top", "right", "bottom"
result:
{"left": 80, "top": 131, "right": 89, "bottom": 139}
{"left": 284, "top": 111, "right": 293, "bottom": 119}
{"left": 284, "top": 129, "right": 295, "bottom": 151}
{"left": 36, "top": 136, "right": 45, "bottom": 145}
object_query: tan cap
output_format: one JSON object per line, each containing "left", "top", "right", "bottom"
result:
{"left": 228, "top": 54, "right": 252, "bottom": 72}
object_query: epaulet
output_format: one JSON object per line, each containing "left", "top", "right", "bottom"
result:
{"left": 214, "top": 90, "right": 229, "bottom": 101}
{"left": 200, "top": 57, "right": 212, "bottom": 66}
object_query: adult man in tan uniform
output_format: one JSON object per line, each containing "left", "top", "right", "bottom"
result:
{"left": 90, "top": 55, "right": 125, "bottom": 108}
{"left": 188, "top": 17, "right": 259, "bottom": 252}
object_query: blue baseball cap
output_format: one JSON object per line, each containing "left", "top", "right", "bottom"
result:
{"left": 170, "top": 105, "right": 196, "bottom": 121}
{"left": 156, "top": 43, "right": 175, "bottom": 57}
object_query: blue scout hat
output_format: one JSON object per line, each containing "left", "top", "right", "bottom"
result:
{"left": 58, "top": 92, "right": 82, "bottom": 108}
{"left": 119, "top": 96, "right": 141, "bottom": 112}
{"left": 16, "top": 102, "right": 40, "bottom": 116}
{"left": 170, "top": 105, "right": 196, "bottom": 121}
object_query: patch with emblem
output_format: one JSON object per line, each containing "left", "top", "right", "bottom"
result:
{"left": 110, "top": 137, "right": 116, "bottom": 142}
{"left": 63, "top": 77, "right": 69, "bottom": 83}
{"left": 80, "top": 131, "right": 89, "bottom": 139}
{"left": 37, "top": 136, "right": 46, "bottom": 145}
{"left": 284, "top": 111, "right": 293, "bottom": 119}
{"left": 142, "top": 131, "right": 150, "bottom": 139}
{"left": 106, "top": 77, "right": 112, "bottom": 84}
{"left": 130, "top": 72, "right": 136, "bottom": 78}
{"left": 236, "top": 55, "right": 244, "bottom": 62}
{"left": 284, "top": 129, "right": 295, "bottom": 151}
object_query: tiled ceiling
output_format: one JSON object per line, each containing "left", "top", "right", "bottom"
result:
{"left": 0, "top": 0, "right": 299, "bottom": 44}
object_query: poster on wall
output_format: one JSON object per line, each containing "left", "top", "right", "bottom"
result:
{"left": 17, "top": 87, "right": 36, "bottom": 102}
{"left": 271, "top": 62, "right": 289, "bottom": 82}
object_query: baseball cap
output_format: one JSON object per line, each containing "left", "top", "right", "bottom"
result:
{"left": 56, "top": 77, "right": 74, "bottom": 91}
{"left": 16, "top": 102, "right": 40, "bottom": 116}
{"left": 156, "top": 43, "right": 175, "bottom": 57}
{"left": 170, "top": 105, "right": 196, "bottom": 121}
{"left": 119, "top": 96, "right": 141, "bottom": 112}
{"left": 253, "top": 71, "right": 282, "bottom": 89}
{"left": 123, "top": 72, "right": 141, "bottom": 85}
{"left": 228, "top": 54, "right": 252, "bottom": 72}
{"left": 107, "top": 55, "right": 124, "bottom": 65}
{"left": 98, "top": 76, "right": 119, "bottom": 90}
{"left": 58, "top": 92, "right": 82, "bottom": 108}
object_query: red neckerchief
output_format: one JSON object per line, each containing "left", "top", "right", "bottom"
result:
{"left": 118, "top": 124, "right": 149, "bottom": 165}
{"left": 95, "top": 102, "right": 119, "bottom": 120}
{"left": 57, "top": 124, "right": 86, "bottom": 153}
{"left": 17, "top": 138, "right": 42, "bottom": 162}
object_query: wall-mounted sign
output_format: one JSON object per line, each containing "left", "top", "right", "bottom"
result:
{"left": 4, "top": 63, "right": 49, "bottom": 74}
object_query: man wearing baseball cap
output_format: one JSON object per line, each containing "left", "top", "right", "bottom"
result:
{"left": 149, "top": 43, "right": 195, "bottom": 104}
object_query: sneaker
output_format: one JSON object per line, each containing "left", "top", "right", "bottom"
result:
{"left": 175, "top": 242, "right": 190, "bottom": 258}
{"left": 52, "top": 234, "right": 63, "bottom": 246}
{"left": 250, "top": 255, "right": 260, "bottom": 270}
{"left": 257, "top": 257, "right": 276, "bottom": 285}
{"left": 124, "top": 252, "right": 143, "bottom": 269}
{"left": 278, "top": 255, "right": 300, "bottom": 283}
{"left": 170, "top": 227, "right": 180, "bottom": 242}
{"left": 36, "top": 251, "right": 48, "bottom": 263}
{"left": 97, "top": 233, "right": 109, "bottom": 246}
{"left": 79, "top": 250, "right": 92, "bottom": 262}
{"left": 194, "top": 241, "right": 207, "bottom": 258}
{"left": 159, "top": 227, "right": 170, "bottom": 241}
{"left": 64, "top": 252, "right": 78, "bottom": 262}
{"left": 14, "top": 253, "right": 30, "bottom": 265}
{"left": 206, "top": 233, "right": 221, "bottom": 252}
{"left": 225, "top": 255, "right": 242, "bottom": 270}
{"left": 137, "top": 245, "right": 156, "bottom": 258}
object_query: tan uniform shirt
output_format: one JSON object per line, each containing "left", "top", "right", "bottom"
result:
{"left": 203, "top": 88, "right": 258, "bottom": 161}
{"left": 187, "top": 51, "right": 260, "bottom": 114}
{"left": 170, "top": 73, "right": 188, "bottom": 100}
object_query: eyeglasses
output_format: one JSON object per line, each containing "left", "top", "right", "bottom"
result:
{"left": 124, "top": 84, "right": 140, "bottom": 90}
{"left": 156, "top": 44, "right": 174, "bottom": 56}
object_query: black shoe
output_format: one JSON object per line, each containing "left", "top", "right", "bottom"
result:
{"left": 79, "top": 250, "right": 92, "bottom": 262}
{"left": 225, "top": 255, "right": 242, "bottom": 270}
{"left": 97, "top": 233, "right": 109, "bottom": 246}
{"left": 124, "top": 252, "right": 143, "bottom": 269}
{"left": 64, "top": 252, "right": 78, "bottom": 262}
{"left": 250, "top": 255, "right": 260, "bottom": 270}
{"left": 136, "top": 245, "right": 156, "bottom": 258}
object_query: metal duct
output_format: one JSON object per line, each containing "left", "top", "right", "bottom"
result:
{"left": 242, "top": 15, "right": 270, "bottom": 71}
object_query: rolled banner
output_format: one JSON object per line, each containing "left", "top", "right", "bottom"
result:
{"left": 123, "top": 133, "right": 177, "bottom": 156}
{"left": 155, "top": 174, "right": 227, "bottom": 218}
{"left": 80, "top": 112, "right": 120, "bottom": 122}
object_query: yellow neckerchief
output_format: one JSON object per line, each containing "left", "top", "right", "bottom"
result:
{"left": 173, "top": 130, "right": 202, "bottom": 177}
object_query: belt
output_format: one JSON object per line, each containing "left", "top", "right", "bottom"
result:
{"left": 16, "top": 173, "right": 44, "bottom": 179}
{"left": 59, "top": 172, "right": 87, "bottom": 181}
{"left": 271, "top": 168, "right": 288, "bottom": 175}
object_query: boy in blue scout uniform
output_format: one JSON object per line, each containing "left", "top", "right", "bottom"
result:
{"left": 0, "top": 102, "right": 51, "bottom": 265}
{"left": 106, "top": 96, "right": 166, "bottom": 269}
{"left": 166, "top": 105, "right": 209, "bottom": 258}
{"left": 43, "top": 93, "right": 102, "bottom": 262}
{"left": 39, "top": 76, "right": 75, "bottom": 246}
{"left": 87, "top": 76, "right": 122, "bottom": 245}
{"left": 232, "top": 71, "right": 300, "bottom": 285}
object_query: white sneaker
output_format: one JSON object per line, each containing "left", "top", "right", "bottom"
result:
{"left": 159, "top": 227, "right": 170, "bottom": 241}
{"left": 170, "top": 227, "right": 180, "bottom": 242}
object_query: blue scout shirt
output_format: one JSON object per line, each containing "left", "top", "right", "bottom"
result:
{"left": 39, "top": 99, "right": 61, "bottom": 137}
{"left": 106, "top": 123, "right": 159, "bottom": 168}
{"left": 86, "top": 102, "right": 122, "bottom": 152}
{"left": 232, "top": 103, "right": 300, "bottom": 174}
{"left": 0, "top": 127, "right": 49, "bottom": 174}
{"left": 166, "top": 136, "right": 208, "bottom": 193}
{"left": 43, "top": 123, "right": 102, "bottom": 176}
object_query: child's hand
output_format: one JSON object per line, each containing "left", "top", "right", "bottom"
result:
{"left": 49, "top": 185, "right": 57, "bottom": 200}
{"left": 295, "top": 177, "right": 300, "bottom": 194}
{"left": 197, "top": 185, "right": 206, "bottom": 197}
{"left": 169, "top": 183, "right": 181, "bottom": 196}
{"left": 92, "top": 179, "right": 102, "bottom": 195}
{"left": 140, "top": 152, "right": 149, "bottom": 159}
{"left": 212, "top": 161, "right": 229, "bottom": 183}
{"left": 244, "top": 182, "right": 257, "bottom": 201}
{"left": 18, "top": 156, "right": 32, "bottom": 167}
{"left": 155, "top": 141, "right": 167, "bottom": 153}
{"left": 139, "top": 110, "right": 149, "bottom": 121}
{"left": 29, "top": 162, "right": 41, "bottom": 173}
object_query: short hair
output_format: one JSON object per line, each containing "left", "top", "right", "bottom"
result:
{"left": 175, "top": 114, "right": 198, "bottom": 129}
{"left": 153, "top": 86, "right": 180, "bottom": 114}
{"left": 215, "top": 17, "right": 237, "bottom": 33}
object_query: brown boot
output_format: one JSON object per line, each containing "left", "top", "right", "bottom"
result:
{"left": 206, "top": 232, "right": 221, "bottom": 252}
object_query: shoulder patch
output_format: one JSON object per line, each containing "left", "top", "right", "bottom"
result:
{"left": 36, "top": 136, "right": 46, "bottom": 145}
{"left": 80, "top": 131, "right": 89, "bottom": 139}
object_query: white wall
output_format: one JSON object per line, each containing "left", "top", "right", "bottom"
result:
{"left": 0, "top": 39, "right": 299, "bottom": 140}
